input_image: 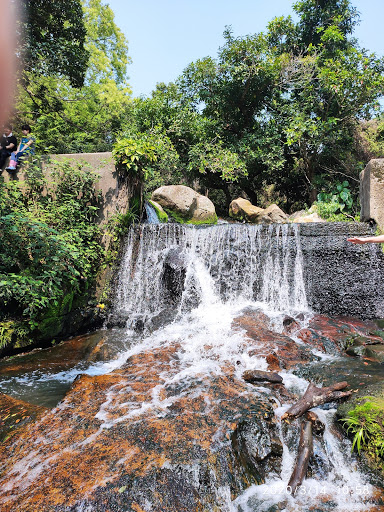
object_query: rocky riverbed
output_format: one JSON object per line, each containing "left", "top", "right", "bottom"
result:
{"left": 1, "top": 310, "right": 384, "bottom": 512}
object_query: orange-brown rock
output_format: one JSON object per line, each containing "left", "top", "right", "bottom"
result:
{"left": 296, "top": 314, "right": 383, "bottom": 354}
{"left": 0, "top": 311, "right": 381, "bottom": 511}
{"left": 233, "top": 311, "right": 315, "bottom": 369}
{"left": 0, "top": 331, "right": 109, "bottom": 379}
{"left": 0, "top": 340, "right": 283, "bottom": 511}
{"left": 0, "top": 393, "right": 47, "bottom": 443}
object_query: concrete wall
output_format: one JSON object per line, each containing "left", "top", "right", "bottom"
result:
{"left": 360, "top": 158, "right": 384, "bottom": 231}
{"left": 300, "top": 222, "right": 384, "bottom": 319}
{"left": 1, "top": 152, "right": 129, "bottom": 226}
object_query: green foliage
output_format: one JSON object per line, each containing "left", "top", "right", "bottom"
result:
{"left": 0, "top": 319, "right": 33, "bottom": 352}
{"left": 341, "top": 398, "right": 384, "bottom": 460}
{"left": 357, "top": 116, "right": 384, "bottom": 160}
{"left": 172, "top": 1, "right": 384, "bottom": 210}
{"left": 113, "top": 137, "right": 158, "bottom": 177}
{"left": 188, "top": 141, "right": 247, "bottom": 183}
{"left": 20, "top": 0, "right": 89, "bottom": 87}
{"left": 15, "top": 0, "right": 132, "bottom": 154}
{"left": 0, "top": 160, "right": 103, "bottom": 324}
{"left": 15, "top": 0, "right": 384, "bottom": 215}
{"left": 103, "top": 197, "right": 141, "bottom": 266}
{"left": 113, "top": 132, "right": 181, "bottom": 193}
{"left": 314, "top": 180, "right": 358, "bottom": 221}
{"left": 317, "top": 180, "right": 352, "bottom": 210}
{"left": 83, "top": 0, "right": 130, "bottom": 85}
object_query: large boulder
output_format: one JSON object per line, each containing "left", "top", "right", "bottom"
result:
{"left": 229, "top": 198, "right": 271, "bottom": 223}
{"left": 229, "top": 198, "right": 288, "bottom": 224}
{"left": 264, "top": 204, "right": 288, "bottom": 223}
{"left": 151, "top": 185, "right": 217, "bottom": 224}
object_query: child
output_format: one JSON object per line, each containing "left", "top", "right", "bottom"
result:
{"left": 6, "top": 124, "right": 35, "bottom": 170}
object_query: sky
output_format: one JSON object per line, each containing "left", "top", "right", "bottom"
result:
{"left": 107, "top": 0, "right": 384, "bottom": 98}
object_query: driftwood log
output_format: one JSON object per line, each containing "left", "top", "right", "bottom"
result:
{"left": 287, "top": 411, "right": 325, "bottom": 495}
{"left": 288, "top": 419, "right": 313, "bottom": 495}
{"left": 281, "top": 382, "right": 352, "bottom": 422}
{"left": 242, "top": 370, "right": 283, "bottom": 384}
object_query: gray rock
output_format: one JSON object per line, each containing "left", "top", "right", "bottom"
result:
{"left": 152, "top": 185, "right": 217, "bottom": 224}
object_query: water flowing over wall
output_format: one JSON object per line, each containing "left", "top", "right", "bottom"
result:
{"left": 113, "top": 222, "right": 384, "bottom": 328}
{"left": 113, "top": 223, "right": 308, "bottom": 330}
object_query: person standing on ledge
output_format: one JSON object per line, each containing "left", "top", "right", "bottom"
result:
{"left": 348, "top": 235, "right": 384, "bottom": 244}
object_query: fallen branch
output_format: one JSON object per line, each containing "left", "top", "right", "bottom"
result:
{"left": 281, "top": 382, "right": 352, "bottom": 422}
{"left": 288, "top": 419, "right": 313, "bottom": 495}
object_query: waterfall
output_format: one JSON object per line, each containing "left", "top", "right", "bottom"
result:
{"left": 144, "top": 201, "right": 161, "bottom": 224}
{"left": 113, "top": 223, "right": 309, "bottom": 330}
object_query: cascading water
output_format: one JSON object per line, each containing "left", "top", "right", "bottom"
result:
{"left": 113, "top": 223, "right": 308, "bottom": 331}
{"left": 107, "top": 223, "right": 376, "bottom": 511}
{"left": 144, "top": 200, "right": 161, "bottom": 224}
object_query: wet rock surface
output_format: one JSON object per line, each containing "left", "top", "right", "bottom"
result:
{"left": 243, "top": 370, "right": 283, "bottom": 384}
{"left": 161, "top": 248, "right": 187, "bottom": 303}
{"left": 0, "top": 393, "right": 47, "bottom": 443}
{"left": 0, "top": 311, "right": 383, "bottom": 511}
{"left": 0, "top": 331, "right": 108, "bottom": 379}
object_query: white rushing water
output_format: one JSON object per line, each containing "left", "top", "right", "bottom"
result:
{"left": 114, "top": 223, "right": 308, "bottom": 328}
{"left": 109, "top": 224, "right": 374, "bottom": 511}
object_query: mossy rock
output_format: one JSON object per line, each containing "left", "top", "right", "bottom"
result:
{"left": 166, "top": 208, "right": 217, "bottom": 225}
{"left": 37, "top": 288, "right": 91, "bottom": 341}
{"left": 148, "top": 200, "right": 168, "bottom": 223}
{"left": 337, "top": 383, "right": 384, "bottom": 478}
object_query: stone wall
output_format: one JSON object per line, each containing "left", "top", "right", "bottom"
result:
{"left": 1, "top": 152, "right": 128, "bottom": 225}
{"left": 300, "top": 222, "right": 384, "bottom": 319}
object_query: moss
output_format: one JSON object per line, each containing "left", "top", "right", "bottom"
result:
{"left": 229, "top": 210, "right": 245, "bottom": 222}
{"left": 166, "top": 208, "right": 217, "bottom": 225}
{"left": 148, "top": 200, "right": 168, "bottom": 223}
{"left": 37, "top": 290, "right": 77, "bottom": 340}
{"left": 338, "top": 394, "right": 384, "bottom": 474}
{"left": 38, "top": 316, "right": 65, "bottom": 341}
{"left": 188, "top": 214, "right": 218, "bottom": 225}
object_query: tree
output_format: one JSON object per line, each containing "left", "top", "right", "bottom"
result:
{"left": 267, "top": 0, "right": 384, "bottom": 203}
{"left": 83, "top": 0, "right": 130, "bottom": 85}
{"left": 20, "top": 0, "right": 89, "bottom": 88}
{"left": 15, "top": 0, "right": 132, "bottom": 154}
{"left": 178, "top": 28, "right": 290, "bottom": 205}
{"left": 173, "top": 1, "right": 384, "bottom": 210}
